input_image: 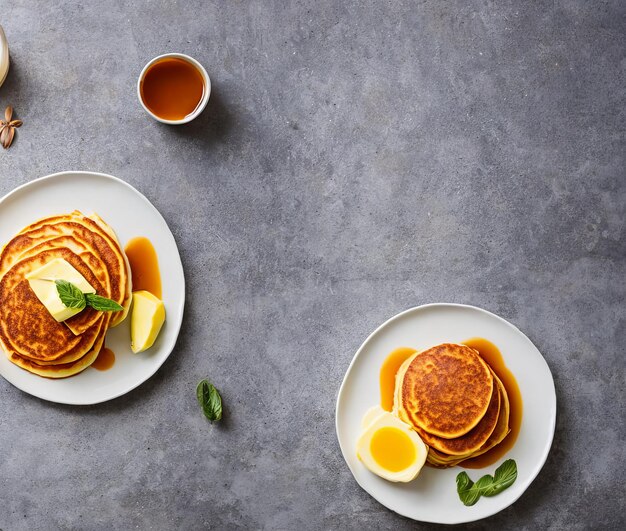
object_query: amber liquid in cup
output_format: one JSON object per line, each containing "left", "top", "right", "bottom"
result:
{"left": 140, "top": 57, "right": 205, "bottom": 121}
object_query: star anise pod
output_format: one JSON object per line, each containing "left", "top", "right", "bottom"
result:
{"left": 0, "top": 106, "right": 23, "bottom": 149}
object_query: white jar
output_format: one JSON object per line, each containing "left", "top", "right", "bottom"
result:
{"left": 0, "top": 25, "right": 9, "bottom": 88}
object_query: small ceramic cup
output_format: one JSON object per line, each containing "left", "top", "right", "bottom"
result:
{"left": 137, "top": 53, "right": 211, "bottom": 125}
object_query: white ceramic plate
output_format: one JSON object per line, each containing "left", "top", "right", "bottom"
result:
{"left": 336, "top": 303, "right": 556, "bottom": 524}
{"left": 0, "top": 171, "right": 185, "bottom": 405}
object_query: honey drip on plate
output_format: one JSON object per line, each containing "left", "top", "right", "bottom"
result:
{"left": 460, "top": 337, "right": 523, "bottom": 468}
{"left": 92, "top": 347, "right": 115, "bottom": 371}
{"left": 124, "top": 237, "right": 162, "bottom": 298}
{"left": 379, "top": 347, "right": 417, "bottom": 412}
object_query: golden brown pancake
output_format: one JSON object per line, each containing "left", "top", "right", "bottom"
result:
{"left": 0, "top": 248, "right": 104, "bottom": 363}
{"left": 425, "top": 447, "right": 462, "bottom": 468}
{"left": 459, "top": 372, "right": 511, "bottom": 461}
{"left": 87, "top": 212, "right": 133, "bottom": 325}
{"left": 5, "top": 237, "right": 110, "bottom": 336}
{"left": 0, "top": 211, "right": 128, "bottom": 378}
{"left": 395, "top": 343, "right": 494, "bottom": 439}
{"left": 1, "top": 211, "right": 129, "bottom": 326}
{"left": 415, "top": 368, "right": 501, "bottom": 455}
{"left": 6, "top": 314, "right": 109, "bottom": 378}
{"left": 424, "top": 373, "right": 511, "bottom": 467}
{"left": 15, "top": 235, "right": 111, "bottom": 296}
{"left": 6, "top": 220, "right": 122, "bottom": 301}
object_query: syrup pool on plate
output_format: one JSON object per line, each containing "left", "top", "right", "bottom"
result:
{"left": 379, "top": 347, "right": 417, "bottom": 412}
{"left": 124, "top": 237, "right": 162, "bottom": 298}
{"left": 92, "top": 347, "right": 115, "bottom": 371}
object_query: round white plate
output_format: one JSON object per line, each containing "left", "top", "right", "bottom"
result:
{"left": 335, "top": 303, "right": 556, "bottom": 524}
{"left": 0, "top": 171, "right": 185, "bottom": 405}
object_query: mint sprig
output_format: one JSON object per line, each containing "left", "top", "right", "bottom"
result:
{"left": 456, "top": 459, "right": 518, "bottom": 506}
{"left": 55, "top": 280, "right": 123, "bottom": 312}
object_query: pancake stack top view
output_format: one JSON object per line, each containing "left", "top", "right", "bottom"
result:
{"left": 394, "top": 343, "right": 511, "bottom": 467}
{"left": 0, "top": 211, "right": 132, "bottom": 378}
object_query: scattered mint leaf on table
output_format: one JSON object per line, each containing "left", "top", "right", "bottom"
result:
{"left": 197, "top": 379, "right": 223, "bottom": 423}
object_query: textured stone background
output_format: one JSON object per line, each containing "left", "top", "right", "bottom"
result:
{"left": 0, "top": 1, "right": 624, "bottom": 529}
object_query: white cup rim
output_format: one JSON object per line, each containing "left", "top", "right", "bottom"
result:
{"left": 137, "top": 53, "right": 211, "bottom": 125}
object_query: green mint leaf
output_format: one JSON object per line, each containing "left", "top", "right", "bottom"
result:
{"left": 196, "top": 379, "right": 223, "bottom": 423}
{"left": 85, "top": 293, "right": 123, "bottom": 312}
{"left": 456, "top": 472, "right": 480, "bottom": 506}
{"left": 486, "top": 459, "right": 518, "bottom": 497}
{"left": 55, "top": 280, "right": 87, "bottom": 309}
{"left": 456, "top": 459, "right": 518, "bottom": 506}
{"left": 456, "top": 471, "right": 474, "bottom": 492}
{"left": 474, "top": 474, "right": 496, "bottom": 497}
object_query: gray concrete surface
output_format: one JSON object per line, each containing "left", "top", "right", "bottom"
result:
{"left": 0, "top": 1, "right": 624, "bottom": 529}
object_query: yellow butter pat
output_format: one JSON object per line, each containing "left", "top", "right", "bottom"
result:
{"left": 25, "top": 258, "right": 95, "bottom": 322}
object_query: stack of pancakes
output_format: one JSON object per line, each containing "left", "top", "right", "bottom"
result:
{"left": 0, "top": 211, "right": 132, "bottom": 378}
{"left": 393, "top": 343, "right": 510, "bottom": 467}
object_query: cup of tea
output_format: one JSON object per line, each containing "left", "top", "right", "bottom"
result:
{"left": 137, "top": 53, "right": 211, "bottom": 125}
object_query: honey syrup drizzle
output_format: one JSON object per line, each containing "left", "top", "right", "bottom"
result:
{"left": 379, "top": 347, "right": 417, "bottom": 412}
{"left": 124, "top": 237, "right": 162, "bottom": 298}
{"left": 92, "top": 347, "right": 115, "bottom": 371}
